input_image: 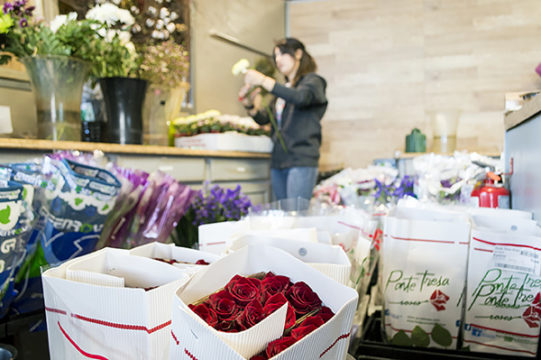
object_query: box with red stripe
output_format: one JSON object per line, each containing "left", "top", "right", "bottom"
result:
{"left": 42, "top": 248, "right": 190, "bottom": 359}
{"left": 169, "top": 244, "right": 358, "bottom": 359}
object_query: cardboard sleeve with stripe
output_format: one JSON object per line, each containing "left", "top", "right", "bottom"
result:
{"left": 42, "top": 248, "right": 190, "bottom": 360}
{"left": 169, "top": 244, "right": 358, "bottom": 360}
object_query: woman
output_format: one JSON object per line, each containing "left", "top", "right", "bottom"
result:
{"left": 239, "top": 38, "right": 327, "bottom": 201}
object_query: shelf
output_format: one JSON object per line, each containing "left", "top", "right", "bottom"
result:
{"left": 0, "top": 138, "right": 270, "bottom": 159}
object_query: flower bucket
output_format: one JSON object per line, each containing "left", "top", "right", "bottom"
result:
{"left": 21, "top": 55, "right": 91, "bottom": 142}
{"left": 143, "top": 82, "right": 189, "bottom": 146}
{"left": 99, "top": 77, "right": 148, "bottom": 145}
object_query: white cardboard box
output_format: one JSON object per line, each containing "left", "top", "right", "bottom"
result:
{"left": 175, "top": 132, "right": 272, "bottom": 153}
{"left": 169, "top": 244, "right": 358, "bottom": 359}
{"left": 42, "top": 248, "right": 190, "bottom": 360}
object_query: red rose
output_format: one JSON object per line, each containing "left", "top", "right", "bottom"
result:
{"left": 266, "top": 336, "right": 296, "bottom": 358}
{"left": 250, "top": 354, "right": 268, "bottom": 360}
{"left": 291, "top": 315, "right": 324, "bottom": 340}
{"left": 226, "top": 275, "right": 260, "bottom": 305}
{"left": 263, "top": 293, "right": 296, "bottom": 329}
{"left": 318, "top": 306, "right": 335, "bottom": 323}
{"left": 430, "top": 289, "right": 450, "bottom": 311}
{"left": 215, "top": 320, "right": 240, "bottom": 333}
{"left": 285, "top": 281, "right": 322, "bottom": 315}
{"left": 195, "top": 259, "right": 210, "bottom": 265}
{"left": 236, "top": 298, "right": 265, "bottom": 331}
{"left": 261, "top": 274, "right": 292, "bottom": 303}
{"left": 189, "top": 303, "right": 218, "bottom": 327}
{"left": 208, "top": 290, "right": 239, "bottom": 321}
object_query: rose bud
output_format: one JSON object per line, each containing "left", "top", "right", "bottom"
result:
{"left": 263, "top": 293, "right": 296, "bottom": 329}
{"left": 226, "top": 275, "right": 260, "bottom": 305}
{"left": 236, "top": 298, "right": 265, "bottom": 331}
{"left": 291, "top": 315, "right": 325, "bottom": 340}
{"left": 208, "top": 290, "right": 239, "bottom": 321}
{"left": 266, "top": 336, "right": 296, "bottom": 358}
{"left": 261, "top": 274, "right": 292, "bottom": 303}
{"left": 215, "top": 320, "right": 240, "bottom": 333}
{"left": 250, "top": 354, "right": 268, "bottom": 360}
{"left": 189, "top": 303, "right": 218, "bottom": 327}
{"left": 317, "top": 306, "right": 335, "bottom": 323}
{"left": 286, "top": 281, "right": 322, "bottom": 315}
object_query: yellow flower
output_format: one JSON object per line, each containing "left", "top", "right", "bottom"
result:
{"left": 0, "top": 13, "right": 14, "bottom": 34}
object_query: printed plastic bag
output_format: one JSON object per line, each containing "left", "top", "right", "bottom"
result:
{"left": 463, "top": 213, "right": 541, "bottom": 356}
{"left": 0, "top": 180, "right": 29, "bottom": 318}
{"left": 382, "top": 205, "right": 471, "bottom": 349}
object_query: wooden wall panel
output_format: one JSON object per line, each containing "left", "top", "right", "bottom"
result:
{"left": 289, "top": 0, "right": 541, "bottom": 170}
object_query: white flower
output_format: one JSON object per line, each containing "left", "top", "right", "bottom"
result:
{"left": 49, "top": 12, "right": 77, "bottom": 33}
{"left": 86, "top": 2, "right": 135, "bottom": 28}
{"left": 131, "top": 24, "right": 142, "bottom": 33}
{"left": 148, "top": 6, "right": 157, "bottom": 17}
{"left": 117, "top": 30, "right": 131, "bottom": 45}
{"left": 170, "top": 11, "right": 178, "bottom": 21}
{"left": 125, "top": 41, "right": 136, "bottom": 54}
{"left": 145, "top": 18, "right": 155, "bottom": 28}
{"left": 151, "top": 30, "right": 161, "bottom": 39}
{"left": 130, "top": 6, "right": 140, "bottom": 15}
{"left": 112, "top": 0, "right": 120, "bottom": 4}
{"left": 156, "top": 19, "right": 164, "bottom": 30}
{"left": 166, "top": 22, "right": 175, "bottom": 33}
{"left": 232, "top": 59, "right": 250, "bottom": 76}
{"left": 159, "top": 7, "right": 169, "bottom": 19}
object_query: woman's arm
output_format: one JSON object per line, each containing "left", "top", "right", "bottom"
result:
{"left": 270, "top": 74, "right": 327, "bottom": 107}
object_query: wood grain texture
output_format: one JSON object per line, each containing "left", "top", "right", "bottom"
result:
{"left": 0, "top": 138, "right": 270, "bottom": 159}
{"left": 289, "top": 0, "right": 541, "bottom": 168}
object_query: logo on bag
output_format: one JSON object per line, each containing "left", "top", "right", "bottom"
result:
{"left": 468, "top": 268, "right": 541, "bottom": 312}
{"left": 522, "top": 292, "right": 541, "bottom": 328}
{"left": 385, "top": 270, "right": 450, "bottom": 293}
{"left": 0, "top": 238, "right": 17, "bottom": 254}
{"left": 430, "top": 289, "right": 450, "bottom": 311}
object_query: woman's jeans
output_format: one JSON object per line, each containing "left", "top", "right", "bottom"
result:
{"left": 271, "top": 167, "right": 318, "bottom": 201}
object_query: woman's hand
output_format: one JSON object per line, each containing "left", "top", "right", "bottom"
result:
{"left": 238, "top": 84, "right": 262, "bottom": 115}
{"left": 244, "top": 70, "right": 276, "bottom": 92}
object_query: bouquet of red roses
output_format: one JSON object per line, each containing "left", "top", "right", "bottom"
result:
{"left": 189, "top": 272, "right": 335, "bottom": 359}
{"left": 170, "top": 244, "right": 358, "bottom": 360}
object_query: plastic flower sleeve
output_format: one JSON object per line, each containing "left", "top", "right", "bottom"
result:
{"left": 28, "top": 157, "right": 120, "bottom": 270}
{"left": 97, "top": 168, "right": 149, "bottom": 249}
{"left": 0, "top": 180, "right": 29, "bottom": 318}
{"left": 5, "top": 162, "right": 49, "bottom": 315}
{"left": 131, "top": 172, "right": 196, "bottom": 246}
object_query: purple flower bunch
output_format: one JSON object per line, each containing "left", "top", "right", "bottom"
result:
{"left": 2, "top": 0, "right": 34, "bottom": 28}
{"left": 374, "top": 175, "right": 416, "bottom": 205}
{"left": 190, "top": 184, "right": 253, "bottom": 226}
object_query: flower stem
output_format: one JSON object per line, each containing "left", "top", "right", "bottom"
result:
{"left": 265, "top": 105, "right": 287, "bottom": 153}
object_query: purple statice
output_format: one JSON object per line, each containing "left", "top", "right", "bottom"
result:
{"left": 190, "top": 184, "right": 253, "bottom": 226}
{"left": 2, "top": 2, "right": 13, "bottom": 14}
{"left": 392, "top": 175, "right": 415, "bottom": 199}
{"left": 374, "top": 175, "right": 416, "bottom": 205}
{"left": 3, "top": 0, "right": 32, "bottom": 25}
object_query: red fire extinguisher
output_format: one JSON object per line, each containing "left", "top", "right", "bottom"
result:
{"left": 471, "top": 172, "right": 510, "bottom": 208}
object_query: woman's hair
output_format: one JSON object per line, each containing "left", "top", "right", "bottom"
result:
{"left": 273, "top": 37, "right": 317, "bottom": 84}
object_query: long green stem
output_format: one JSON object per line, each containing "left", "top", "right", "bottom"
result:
{"left": 265, "top": 105, "right": 287, "bottom": 153}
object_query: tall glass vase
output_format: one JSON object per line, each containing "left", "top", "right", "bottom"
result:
{"left": 21, "top": 55, "right": 90, "bottom": 141}
{"left": 99, "top": 77, "right": 148, "bottom": 145}
{"left": 143, "top": 82, "right": 189, "bottom": 146}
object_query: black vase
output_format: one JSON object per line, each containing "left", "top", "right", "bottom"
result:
{"left": 99, "top": 77, "right": 148, "bottom": 144}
